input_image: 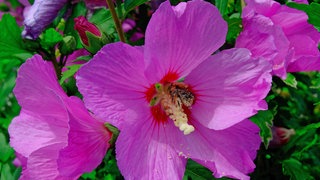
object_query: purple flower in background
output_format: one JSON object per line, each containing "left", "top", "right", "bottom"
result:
{"left": 122, "top": 19, "right": 136, "bottom": 32}
{"left": 236, "top": 0, "right": 320, "bottom": 78}
{"left": 122, "top": 18, "right": 144, "bottom": 42}
{"left": 77, "top": 0, "right": 272, "bottom": 179}
{"left": 150, "top": 0, "right": 166, "bottom": 11}
{"left": 22, "top": 0, "right": 68, "bottom": 39}
{"left": 0, "top": 0, "right": 28, "bottom": 26}
{"left": 9, "top": 55, "right": 111, "bottom": 179}
{"left": 84, "top": 0, "right": 106, "bottom": 9}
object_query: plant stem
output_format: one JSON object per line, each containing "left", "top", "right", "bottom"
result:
{"left": 106, "top": 0, "right": 126, "bottom": 43}
{"left": 50, "top": 55, "right": 61, "bottom": 79}
{"left": 241, "top": 0, "right": 246, "bottom": 10}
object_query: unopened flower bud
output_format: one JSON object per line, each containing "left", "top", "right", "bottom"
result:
{"left": 74, "top": 16, "right": 105, "bottom": 54}
{"left": 22, "top": 0, "right": 68, "bottom": 39}
{"left": 269, "top": 126, "right": 296, "bottom": 148}
{"left": 74, "top": 16, "right": 101, "bottom": 46}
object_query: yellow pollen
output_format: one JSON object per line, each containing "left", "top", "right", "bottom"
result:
{"left": 151, "top": 82, "right": 195, "bottom": 135}
{"left": 160, "top": 93, "right": 194, "bottom": 135}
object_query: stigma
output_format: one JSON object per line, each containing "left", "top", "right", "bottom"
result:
{"left": 150, "top": 82, "right": 195, "bottom": 135}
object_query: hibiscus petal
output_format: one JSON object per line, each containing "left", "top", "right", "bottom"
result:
{"left": 144, "top": 0, "right": 227, "bottom": 82}
{"left": 185, "top": 48, "right": 272, "bottom": 130}
{"left": 77, "top": 42, "right": 148, "bottom": 127}
{"left": 271, "top": 5, "right": 320, "bottom": 41}
{"left": 9, "top": 104, "right": 68, "bottom": 158}
{"left": 236, "top": 15, "right": 290, "bottom": 78}
{"left": 57, "top": 97, "right": 111, "bottom": 177}
{"left": 169, "top": 119, "right": 260, "bottom": 180}
{"left": 243, "top": 0, "right": 281, "bottom": 18}
{"left": 22, "top": 0, "right": 68, "bottom": 39}
{"left": 10, "top": 54, "right": 69, "bottom": 157}
{"left": 26, "top": 144, "right": 69, "bottom": 180}
{"left": 115, "top": 110, "right": 187, "bottom": 179}
{"left": 14, "top": 55, "right": 67, "bottom": 115}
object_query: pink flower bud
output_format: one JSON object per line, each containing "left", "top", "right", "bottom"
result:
{"left": 270, "top": 126, "right": 296, "bottom": 148}
{"left": 74, "top": 16, "right": 101, "bottom": 46}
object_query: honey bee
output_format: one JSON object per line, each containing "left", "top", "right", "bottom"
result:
{"left": 167, "top": 82, "right": 195, "bottom": 108}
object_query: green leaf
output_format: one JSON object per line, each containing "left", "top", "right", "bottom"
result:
{"left": 215, "top": 0, "right": 228, "bottom": 16}
{"left": 308, "top": 3, "right": 320, "bottom": 31}
{"left": 83, "top": 31, "right": 106, "bottom": 54}
{"left": 250, "top": 110, "right": 274, "bottom": 148}
{"left": 282, "top": 158, "right": 314, "bottom": 180}
{"left": 283, "top": 73, "right": 298, "bottom": 88}
{"left": 0, "top": 56, "right": 20, "bottom": 128}
{"left": 0, "top": 163, "right": 15, "bottom": 180}
{"left": 89, "top": 7, "right": 122, "bottom": 35}
{"left": 183, "top": 159, "right": 214, "bottom": 180}
{"left": 0, "top": 14, "right": 33, "bottom": 60}
{"left": 286, "top": 2, "right": 309, "bottom": 13}
{"left": 81, "top": 170, "right": 97, "bottom": 179}
{"left": 0, "top": 3, "right": 10, "bottom": 11}
{"left": 59, "top": 64, "right": 82, "bottom": 84}
{"left": 40, "top": 28, "right": 63, "bottom": 49}
{"left": 59, "top": 35, "right": 76, "bottom": 55}
{"left": 8, "top": 0, "right": 20, "bottom": 8}
{"left": 124, "top": 0, "right": 148, "bottom": 12}
{"left": 294, "top": 134, "right": 318, "bottom": 159}
{"left": 0, "top": 132, "right": 14, "bottom": 162}
{"left": 282, "top": 122, "right": 320, "bottom": 153}
{"left": 0, "top": 70, "right": 16, "bottom": 109}
{"left": 225, "top": 16, "right": 242, "bottom": 43}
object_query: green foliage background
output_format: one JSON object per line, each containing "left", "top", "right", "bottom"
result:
{"left": 0, "top": 0, "right": 320, "bottom": 179}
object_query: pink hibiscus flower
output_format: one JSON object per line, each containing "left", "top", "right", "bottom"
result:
{"left": 77, "top": 0, "right": 272, "bottom": 179}
{"left": 9, "top": 55, "right": 111, "bottom": 179}
{"left": 236, "top": 0, "right": 320, "bottom": 78}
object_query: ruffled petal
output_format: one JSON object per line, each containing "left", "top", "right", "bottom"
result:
{"left": 243, "top": 1, "right": 320, "bottom": 75}
{"left": 57, "top": 97, "right": 111, "bottom": 177}
{"left": 287, "top": 34, "right": 320, "bottom": 72}
{"left": 11, "top": 55, "right": 111, "bottom": 179}
{"left": 77, "top": 42, "right": 148, "bottom": 127}
{"left": 271, "top": 5, "right": 320, "bottom": 41}
{"left": 185, "top": 48, "right": 272, "bottom": 130}
{"left": 9, "top": 55, "right": 71, "bottom": 179}
{"left": 26, "top": 144, "right": 70, "bottom": 180}
{"left": 144, "top": 0, "right": 227, "bottom": 82}
{"left": 115, "top": 109, "right": 187, "bottom": 179}
{"left": 9, "top": 109, "right": 68, "bottom": 158}
{"left": 14, "top": 55, "right": 67, "bottom": 115}
{"left": 168, "top": 119, "right": 260, "bottom": 180}
{"left": 236, "top": 15, "right": 290, "bottom": 78}
{"left": 243, "top": 0, "right": 281, "bottom": 18}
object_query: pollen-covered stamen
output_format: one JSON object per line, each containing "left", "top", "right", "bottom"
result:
{"left": 150, "top": 82, "right": 195, "bottom": 135}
